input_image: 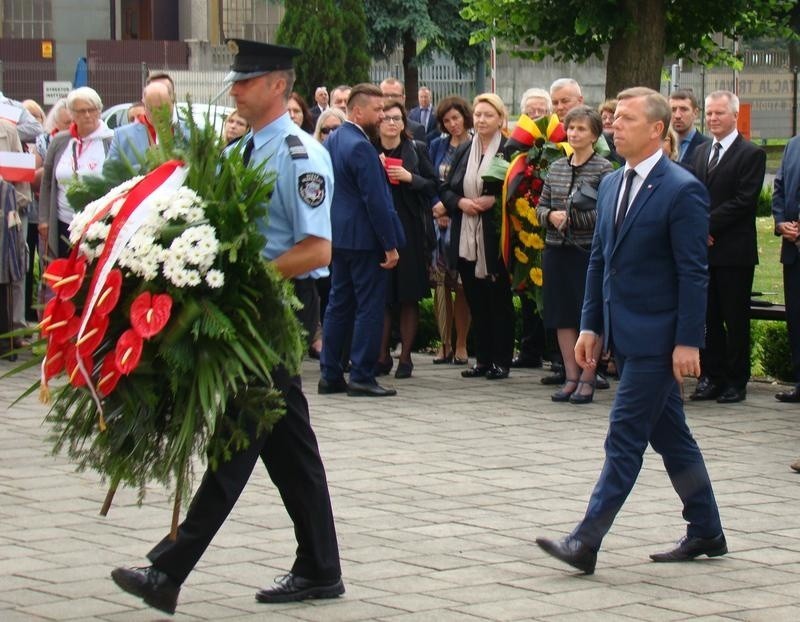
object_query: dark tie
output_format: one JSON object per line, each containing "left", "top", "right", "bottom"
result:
{"left": 707, "top": 142, "right": 721, "bottom": 173}
{"left": 242, "top": 136, "right": 254, "bottom": 167}
{"left": 421, "top": 108, "right": 429, "bottom": 128}
{"left": 614, "top": 169, "right": 637, "bottom": 234}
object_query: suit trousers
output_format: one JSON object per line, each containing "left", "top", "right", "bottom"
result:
{"left": 702, "top": 265, "right": 754, "bottom": 390}
{"left": 147, "top": 369, "right": 341, "bottom": 585}
{"left": 784, "top": 260, "right": 800, "bottom": 383}
{"left": 321, "top": 248, "right": 386, "bottom": 384}
{"left": 458, "top": 259, "right": 514, "bottom": 368}
{"left": 573, "top": 353, "right": 722, "bottom": 550}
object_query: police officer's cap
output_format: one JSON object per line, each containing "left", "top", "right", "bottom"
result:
{"left": 224, "top": 39, "right": 301, "bottom": 84}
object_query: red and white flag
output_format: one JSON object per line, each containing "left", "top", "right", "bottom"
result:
{"left": 0, "top": 102, "right": 23, "bottom": 125}
{"left": 0, "top": 151, "right": 36, "bottom": 182}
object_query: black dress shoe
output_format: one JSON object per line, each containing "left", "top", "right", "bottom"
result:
{"left": 569, "top": 380, "right": 595, "bottom": 404}
{"left": 485, "top": 364, "right": 510, "bottom": 380}
{"left": 111, "top": 566, "right": 180, "bottom": 615}
{"left": 347, "top": 380, "right": 396, "bottom": 397}
{"left": 689, "top": 378, "right": 722, "bottom": 401}
{"left": 650, "top": 534, "right": 727, "bottom": 562}
{"left": 776, "top": 385, "right": 800, "bottom": 403}
{"left": 318, "top": 377, "right": 348, "bottom": 394}
{"left": 551, "top": 379, "right": 578, "bottom": 402}
{"left": 462, "top": 364, "right": 488, "bottom": 378}
{"left": 716, "top": 387, "right": 746, "bottom": 403}
{"left": 541, "top": 372, "right": 566, "bottom": 385}
{"left": 511, "top": 354, "right": 542, "bottom": 368}
{"left": 255, "top": 573, "right": 345, "bottom": 603}
{"left": 595, "top": 373, "right": 610, "bottom": 390}
{"left": 535, "top": 536, "right": 597, "bottom": 574}
{"left": 452, "top": 356, "right": 469, "bottom": 366}
{"left": 395, "top": 361, "right": 413, "bottom": 379}
{"left": 374, "top": 358, "right": 393, "bottom": 376}
{"left": 432, "top": 352, "right": 453, "bottom": 364}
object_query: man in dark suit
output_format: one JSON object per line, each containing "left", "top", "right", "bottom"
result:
{"left": 408, "top": 86, "right": 439, "bottom": 142}
{"left": 772, "top": 135, "right": 800, "bottom": 404}
{"left": 380, "top": 77, "right": 427, "bottom": 143}
{"left": 536, "top": 87, "right": 725, "bottom": 575}
{"left": 309, "top": 86, "right": 328, "bottom": 124}
{"left": 670, "top": 89, "right": 711, "bottom": 165}
{"left": 319, "top": 83, "right": 404, "bottom": 397}
{"left": 688, "top": 90, "right": 766, "bottom": 404}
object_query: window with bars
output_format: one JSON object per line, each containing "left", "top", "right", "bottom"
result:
{"left": 222, "top": 0, "right": 282, "bottom": 43}
{"left": 3, "top": 0, "right": 53, "bottom": 38}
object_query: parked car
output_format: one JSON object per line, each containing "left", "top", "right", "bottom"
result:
{"left": 101, "top": 102, "right": 235, "bottom": 134}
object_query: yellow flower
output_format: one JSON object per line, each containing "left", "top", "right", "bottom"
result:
{"left": 526, "top": 209, "right": 539, "bottom": 226}
{"left": 514, "top": 247, "right": 530, "bottom": 264}
{"left": 530, "top": 233, "right": 544, "bottom": 250}
{"left": 510, "top": 215, "right": 522, "bottom": 232}
{"left": 515, "top": 197, "right": 530, "bottom": 216}
{"left": 530, "top": 267, "right": 543, "bottom": 286}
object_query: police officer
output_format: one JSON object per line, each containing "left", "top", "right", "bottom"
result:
{"left": 111, "top": 40, "right": 343, "bottom": 615}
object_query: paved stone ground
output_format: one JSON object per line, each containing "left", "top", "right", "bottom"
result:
{"left": 2, "top": 355, "right": 799, "bottom": 621}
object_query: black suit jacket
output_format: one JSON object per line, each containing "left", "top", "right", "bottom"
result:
{"left": 690, "top": 133, "right": 766, "bottom": 267}
{"left": 680, "top": 130, "right": 711, "bottom": 164}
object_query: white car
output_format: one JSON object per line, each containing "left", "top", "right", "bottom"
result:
{"left": 101, "top": 102, "right": 234, "bottom": 134}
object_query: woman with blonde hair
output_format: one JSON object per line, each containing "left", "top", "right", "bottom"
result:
{"left": 439, "top": 93, "right": 514, "bottom": 379}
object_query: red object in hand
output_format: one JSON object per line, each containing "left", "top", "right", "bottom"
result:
{"left": 130, "top": 292, "right": 173, "bottom": 339}
{"left": 383, "top": 157, "right": 403, "bottom": 185}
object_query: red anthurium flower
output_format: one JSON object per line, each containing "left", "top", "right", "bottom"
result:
{"left": 97, "top": 352, "right": 122, "bottom": 397}
{"left": 94, "top": 269, "right": 123, "bottom": 317}
{"left": 65, "top": 343, "right": 94, "bottom": 388}
{"left": 130, "top": 292, "right": 173, "bottom": 338}
{"left": 43, "top": 341, "right": 67, "bottom": 381}
{"left": 115, "top": 329, "right": 143, "bottom": 375}
{"left": 76, "top": 313, "right": 110, "bottom": 357}
{"left": 40, "top": 298, "right": 80, "bottom": 345}
{"left": 42, "top": 256, "right": 87, "bottom": 300}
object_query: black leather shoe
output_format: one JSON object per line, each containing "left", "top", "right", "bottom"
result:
{"left": 395, "top": 361, "right": 413, "bottom": 379}
{"left": 535, "top": 536, "right": 597, "bottom": 574}
{"left": 716, "top": 387, "right": 746, "bottom": 403}
{"left": 595, "top": 373, "right": 610, "bottom": 390}
{"left": 462, "top": 365, "right": 488, "bottom": 378}
{"left": 111, "top": 566, "right": 180, "bottom": 615}
{"left": 485, "top": 364, "right": 510, "bottom": 380}
{"left": 347, "top": 380, "right": 396, "bottom": 397}
{"left": 255, "top": 573, "right": 345, "bottom": 603}
{"left": 689, "top": 377, "right": 722, "bottom": 401}
{"left": 511, "top": 355, "right": 542, "bottom": 368}
{"left": 776, "top": 385, "right": 800, "bottom": 403}
{"left": 569, "top": 380, "right": 595, "bottom": 404}
{"left": 432, "top": 352, "right": 453, "bottom": 364}
{"left": 318, "top": 377, "right": 347, "bottom": 394}
{"left": 650, "top": 534, "right": 727, "bottom": 562}
{"left": 374, "top": 358, "right": 393, "bottom": 376}
{"left": 551, "top": 379, "right": 578, "bottom": 402}
{"left": 541, "top": 371, "right": 566, "bottom": 385}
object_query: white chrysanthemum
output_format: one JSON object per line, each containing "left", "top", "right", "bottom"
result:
{"left": 205, "top": 269, "right": 224, "bottom": 288}
{"left": 85, "top": 221, "right": 111, "bottom": 241}
{"left": 185, "top": 270, "right": 201, "bottom": 287}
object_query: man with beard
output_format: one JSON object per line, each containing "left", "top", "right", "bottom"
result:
{"left": 319, "top": 83, "right": 404, "bottom": 397}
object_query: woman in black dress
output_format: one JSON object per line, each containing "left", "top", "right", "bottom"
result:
{"left": 373, "top": 101, "right": 438, "bottom": 378}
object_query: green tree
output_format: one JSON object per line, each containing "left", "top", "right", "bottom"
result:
{"left": 276, "top": 0, "right": 349, "bottom": 102}
{"left": 461, "top": 0, "right": 797, "bottom": 97}
{"left": 336, "top": 0, "right": 371, "bottom": 86}
{"left": 365, "top": 0, "right": 486, "bottom": 106}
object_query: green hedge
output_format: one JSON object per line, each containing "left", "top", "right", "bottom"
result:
{"left": 751, "top": 319, "right": 793, "bottom": 381}
{"left": 756, "top": 185, "right": 773, "bottom": 218}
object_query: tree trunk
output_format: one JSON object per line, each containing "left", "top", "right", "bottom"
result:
{"left": 605, "top": 0, "right": 667, "bottom": 98}
{"left": 402, "top": 31, "right": 419, "bottom": 108}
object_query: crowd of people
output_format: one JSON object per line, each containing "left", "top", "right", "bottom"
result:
{"left": 1, "top": 36, "right": 797, "bottom": 614}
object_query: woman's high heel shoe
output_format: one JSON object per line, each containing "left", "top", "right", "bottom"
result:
{"left": 569, "top": 379, "right": 596, "bottom": 404}
{"left": 551, "top": 379, "right": 578, "bottom": 402}
{"left": 432, "top": 352, "right": 454, "bottom": 364}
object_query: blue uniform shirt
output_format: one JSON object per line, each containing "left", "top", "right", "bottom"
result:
{"left": 237, "top": 112, "right": 333, "bottom": 279}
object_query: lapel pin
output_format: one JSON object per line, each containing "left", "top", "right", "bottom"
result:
{"left": 647, "top": 184, "right": 653, "bottom": 189}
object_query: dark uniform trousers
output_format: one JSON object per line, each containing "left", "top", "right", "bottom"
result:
{"left": 784, "top": 257, "right": 800, "bottom": 383}
{"left": 147, "top": 368, "right": 341, "bottom": 585}
{"left": 458, "top": 258, "right": 515, "bottom": 368}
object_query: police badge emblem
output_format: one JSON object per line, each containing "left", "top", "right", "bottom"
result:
{"left": 298, "top": 172, "right": 326, "bottom": 207}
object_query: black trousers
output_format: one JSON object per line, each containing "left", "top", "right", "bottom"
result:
{"left": 701, "top": 265, "right": 754, "bottom": 390}
{"left": 516, "top": 295, "right": 546, "bottom": 359}
{"left": 458, "top": 259, "right": 514, "bottom": 368}
{"left": 293, "top": 277, "right": 321, "bottom": 348}
{"left": 784, "top": 260, "right": 800, "bottom": 383}
{"left": 148, "top": 369, "right": 341, "bottom": 585}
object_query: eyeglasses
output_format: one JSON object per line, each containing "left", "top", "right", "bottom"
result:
{"left": 320, "top": 126, "right": 338, "bottom": 135}
{"left": 382, "top": 115, "right": 403, "bottom": 123}
{"left": 72, "top": 107, "right": 98, "bottom": 115}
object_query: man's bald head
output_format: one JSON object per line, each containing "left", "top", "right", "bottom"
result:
{"left": 143, "top": 82, "right": 173, "bottom": 121}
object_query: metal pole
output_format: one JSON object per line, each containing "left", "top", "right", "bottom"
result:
{"left": 793, "top": 66, "right": 799, "bottom": 137}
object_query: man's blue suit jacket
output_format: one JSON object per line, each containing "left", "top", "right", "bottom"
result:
{"left": 324, "top": 121, "right": 404, "bottom": 252}
{"left": 581, "top": 154, "right": 710, "bottom": 358}
{"left": 105, "top": 121, "right": 187, "bottom": 173}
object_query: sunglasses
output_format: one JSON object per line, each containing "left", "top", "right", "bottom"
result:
{"left": 320, "top": 126, "right": 338, "bottom": 135}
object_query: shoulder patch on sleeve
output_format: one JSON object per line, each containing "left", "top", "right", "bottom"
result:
{"left": 286, "top": 134, "right": 308, "bottom": 160}
{"left": 298, "top": 172, "right": 326, "bottom": 207}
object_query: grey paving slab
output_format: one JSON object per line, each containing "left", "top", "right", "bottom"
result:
{"left": 2, "top": 357, "right": 800, "bottom": 621}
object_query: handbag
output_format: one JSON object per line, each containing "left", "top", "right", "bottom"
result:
{"left": 568, "top": 182, "right": 598, "bottom": 211}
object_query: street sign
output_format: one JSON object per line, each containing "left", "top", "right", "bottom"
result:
{"left": 43, "top": 81, "right": 72, "bottom": 105}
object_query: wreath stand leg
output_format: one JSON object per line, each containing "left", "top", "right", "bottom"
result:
{"left": 100, "top": 478, "right": 120, "bottom": 516}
